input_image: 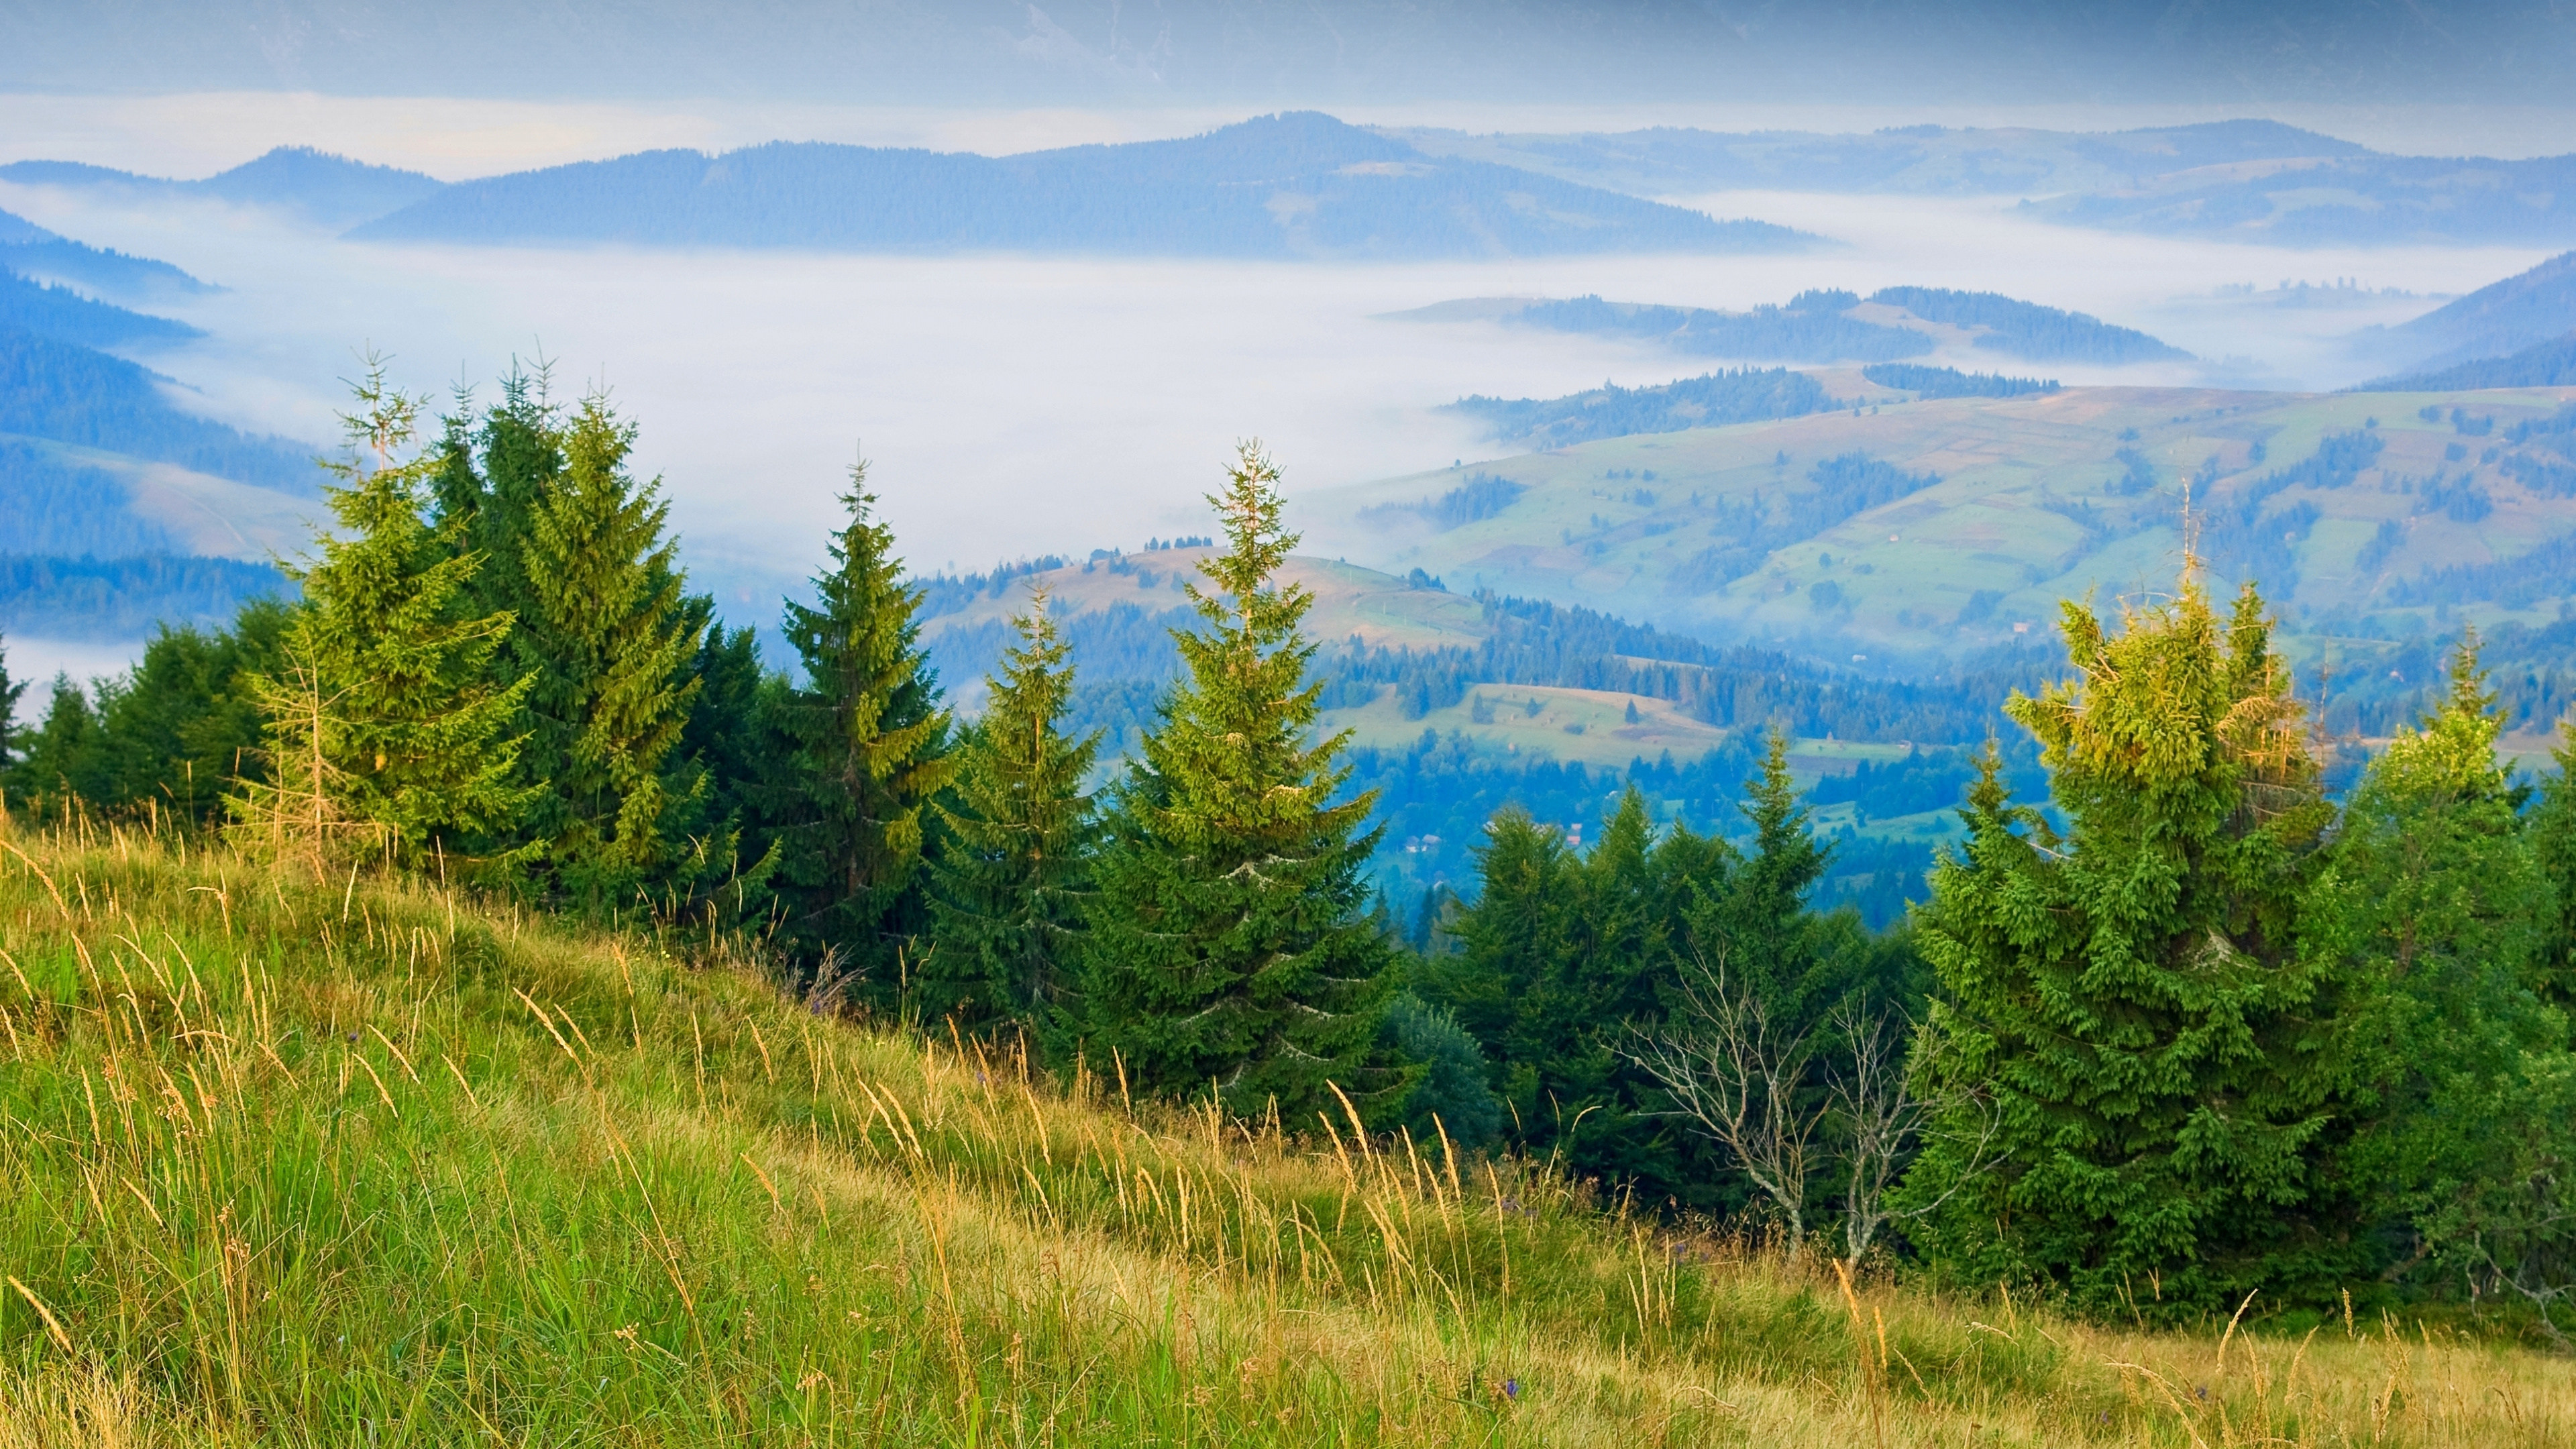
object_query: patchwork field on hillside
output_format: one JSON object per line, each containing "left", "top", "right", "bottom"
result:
{"left": 1303, "top": 384, "right": 2576, "bottom": 671}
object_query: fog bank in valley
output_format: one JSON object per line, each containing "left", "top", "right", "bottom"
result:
{"left": 0, "top": 99, "right": 2561, "bottom": 649}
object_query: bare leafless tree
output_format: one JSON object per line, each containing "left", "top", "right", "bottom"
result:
{"left": 1828, "top": 1003, "right": 2002, "bottom": 1270}
{"left": 1629, "top": 953, "right": 1825, "bottom": 1251}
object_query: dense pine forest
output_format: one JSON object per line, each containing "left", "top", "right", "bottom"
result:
{"left": 7, "top": 364, "right": 2576, "bottom": 1348}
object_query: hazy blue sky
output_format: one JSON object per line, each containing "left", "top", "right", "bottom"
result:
{"left": 14, "top": 1, "right": 2576, "bottom": 111}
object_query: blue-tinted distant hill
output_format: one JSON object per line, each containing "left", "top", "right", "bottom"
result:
{"left": 0, "top": 147, "right": 447, "bottom": 228}
{"left": 0, "top": 553, "right": 292, "bottom": 641}
{"left": 1396, "top": 119, "right": 2371, "bottom": 198}
{"left": 1406, "top": 119, "right": 2576, "bottom": 248}
{"left": 347, "top": 113, "right": 1811, "bottom": 259}
{"left": 0, "top": 329, "right": 315, "bottom": 492}
{"left": 1445, "top": 368, "right": 1837, "bottom": 449}
{"left": 2353, "top": 252, "right": 2576, "bottom": 378}
{"left": 1868, "top": 286, "right": 2188, "bottom": 365}
{"left": 0, "top": 270, "right": 201, "bottom": 349}
{"left": 2362, "top": 332, "right": 2576, "bottom": 392}
{"left": 2024, "top": 154, "right": 2576, "bottom": 247}
{"left": 0, "top": 208, "right": 213, "bottom": 298}
{"left": 1395, "top": 286, "right": 2185, "bottom": 368}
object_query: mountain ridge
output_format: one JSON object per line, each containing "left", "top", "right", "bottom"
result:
{"left": 343, "top": 113, "right": 1811, "bottom": 259}
{"left": 0, "top": 146, "right": 447, "bottom": 228}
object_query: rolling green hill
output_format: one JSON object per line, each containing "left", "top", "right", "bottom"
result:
{"left": 1305, "top": 382, "right": 2576, "bottom": 676}
{"left": 0, "top": 823, "right": 2564, "bottom": 1444}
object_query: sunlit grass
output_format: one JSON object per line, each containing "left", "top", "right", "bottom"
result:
{"left": 0, "top": 815, "right": 2567, "bottom": 1445}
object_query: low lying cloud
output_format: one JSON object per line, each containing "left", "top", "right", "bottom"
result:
{"left": 0, "top": 105, "right": 2554, "bottom": 649}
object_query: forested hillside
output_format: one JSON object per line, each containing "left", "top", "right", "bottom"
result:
{"left": 2361, "top": 250, "right": 2576, "bottom": 376}
{"left": 1397, "top": 286, "right": 2188, "bottom": 373}
{"left": 0, "top": 205, "right": 213, "bottom": 297}
{"left": 0, "top": 220, "right": 317, "bottom": 643}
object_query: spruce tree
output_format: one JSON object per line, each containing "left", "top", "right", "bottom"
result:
{"left": 2316, "top": 633, "right": 2565, "bottom": 1273}
{"left": 7, "top": 676, "right": 105, "bottom": 806}
{"left": 0, "top": 633, "right": 22, "bottom": 773}
{"left": 762, "top": 464, "right": 956, "bottom": 995}
{"left": 86, "top": 604, "right": 292, "bottom": 824}
{"left": 232, "top": 359, "right": 532, "bottom": 865}
{"left": 924, "top": 587, "right": 1100, "bottom": 1035}
{"left": 1526, "top": 788, "right": 1677, "bottom": 1183}
{"left": 512, "top": 394, "right": 705, "bottom": 902}
{"left": 669, "top": 604, "right": 779, "bottom": 918}
{"left": 1900, "top": 576, "right": 2342, "bottom": 1316}
{"left": 2526, "top": 710, "right": 2576, "bottom": 1016}
{"left": 1686, "top": 732, "right": 1834, "bottom": 1015}
{"left": 430, "top": 373, "right": 711, "bottom": 906}
{"left": 1077, "top": 442, "right": 1399, "bottom": 1122}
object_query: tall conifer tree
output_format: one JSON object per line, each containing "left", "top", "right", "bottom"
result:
{"left": 2319, "top": 632, "right": 2563, "bottom": 1276}
{"left": 232, "top": 358, "right": 531, "bottom": 865}
{"left": 2526, "top": 705, "right": 2576, "bottom": 1016}
{"left": 1077, "top": 442, "right": 1397, "bottom": 1121}
{"left": 0, "top": 633, "right": 23, "bottom": 774}
{"left": 1688, "top": 733, "right": 1833, "bottom": 1014}
{"left": 513, "top": 394, "right": 705, "bottom": 900}
{"left": 7, "top": 676, "right": 103, "bottom": 805}
{"left": 431, "top": 372, "right": 712, "bottom": 906}
{"left": 924, "top": 587, "right": 1100, "bottom": 1035}
{"left": 1901, "top": 575, "right": 2342, "bottom": 1316}
{"left": 763, "top": 464, "right": 955, "bottom": 993}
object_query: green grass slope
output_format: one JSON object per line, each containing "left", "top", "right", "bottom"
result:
{"left": 1307, "top": 384, "right": 2576, "bottom": 669}
{"left": 1, "top": 823, "right": 2570, "bottom": 1444}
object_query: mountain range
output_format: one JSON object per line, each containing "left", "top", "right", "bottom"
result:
{"left": 5, "top": 119, "right": 1805, "bottom": 261}
{"left": 1405, "top": 120, "right": 2576, "bottom": 249}
{"left": 22, "top": 116, "right": 2576, "bottom": 256}
{"left": 0, "top": 148, "right": 445, "bottom": 229}
{"left": 341, "top": 113, "right": 1803, "bottom": 259}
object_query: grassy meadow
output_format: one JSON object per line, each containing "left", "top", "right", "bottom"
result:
{"left": 0, "top": 817, "right": 2569, "bottom": 1446}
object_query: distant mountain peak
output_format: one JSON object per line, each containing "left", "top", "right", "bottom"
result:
{"left": 346, "top": 117, "right": 1811, "bottom": 260}
{"left": 0, "top": 146, "right": 445, "bottom": 229}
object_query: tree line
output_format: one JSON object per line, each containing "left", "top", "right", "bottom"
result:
{"left": 5, "top": 364, "right": 2576, "bottom": 1335}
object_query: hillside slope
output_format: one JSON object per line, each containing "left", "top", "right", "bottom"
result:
{"left": 0, "top": 827, "right": 2564, "bottom": 1444}
{"left": 1303, "top": 382, "right": 2576, "bottom": 671}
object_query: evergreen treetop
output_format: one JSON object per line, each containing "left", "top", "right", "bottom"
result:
{"left": 762, "top": 462, "right": 957, "bottom": 992}
{"left": 233, "top": 357, "right": 533, "bottom": 866}
{"left": 925, "top": 585, "right": 1102, "bottom": 1035}
{"left": 514, "top": 394, "right": 705, "bottom": 900}
{"left": 1902, "top": 574, "right": 2342, "bottom": 1316}
{"left": 1079, "top": 442, "right": 1398, "bottom": 1122}
{"left": 0, "top": 633, "right": 23, "bottom": 772}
